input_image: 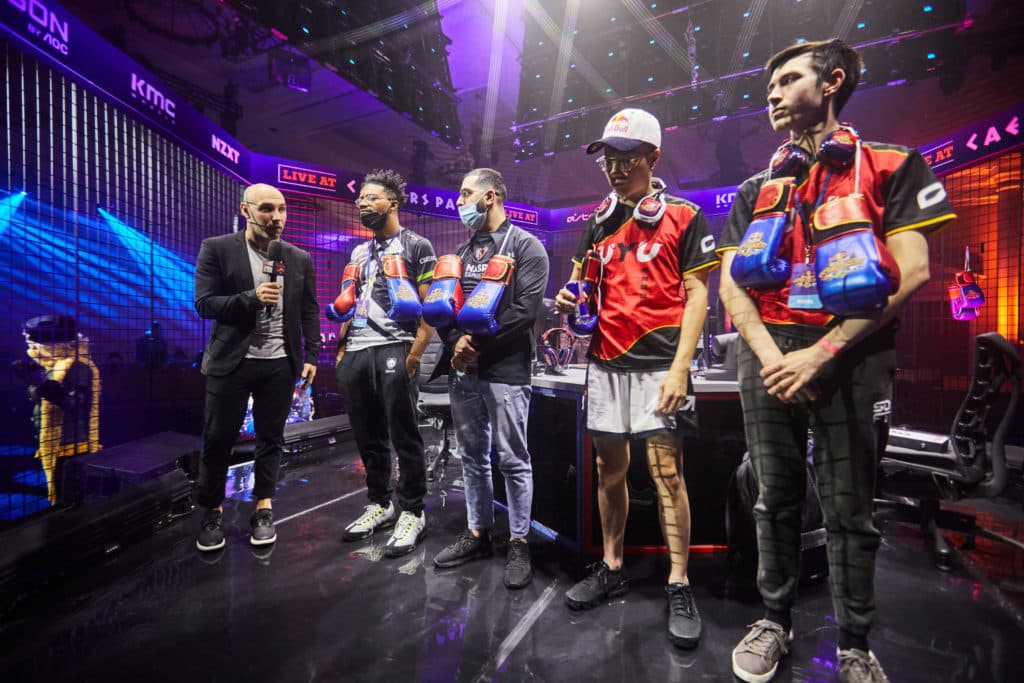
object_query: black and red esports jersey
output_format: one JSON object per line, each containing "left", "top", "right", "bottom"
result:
{"left": 719, "top": 141, "right": 956, "bottom": 326}
{"left": 573, "top": 194, "right": 719, "bottom": 370}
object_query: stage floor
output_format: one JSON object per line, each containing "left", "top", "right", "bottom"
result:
{"left": 1, "top": 441, "right": 1021, "bottom": 682}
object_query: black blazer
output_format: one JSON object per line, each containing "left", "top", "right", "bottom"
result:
{"left": 194, "top": 231, "right": 321, "bottom": 377}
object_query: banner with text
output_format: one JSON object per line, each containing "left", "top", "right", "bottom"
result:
{"left": 1, "top": 0, "right": 249, "bottom": 181}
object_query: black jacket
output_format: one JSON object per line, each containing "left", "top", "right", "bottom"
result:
{"left": 194, "top": 231, "right": 321, "bottom": 377}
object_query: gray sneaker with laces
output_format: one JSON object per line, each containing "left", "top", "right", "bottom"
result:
{"left": 342, "top": 502, "right": 396, "bottom": 541}
{"left": 732, "top": 619, "right": 793, "bottom": 683}
{"left": 383, "top": 510, "right": 426, "bottom": 557}
{"left": 838, "top": 648, "right": 890, "bottom": 683}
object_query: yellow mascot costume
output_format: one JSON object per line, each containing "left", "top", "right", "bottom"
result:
{"left": 22, "top": 315, "right": 102, "bottom": 504}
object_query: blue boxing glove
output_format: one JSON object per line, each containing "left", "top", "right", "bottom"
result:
{"left": 566, "top": 249, "right": 600, "bottom": 335}
{"left": 421, "top": 254, "right": 464, "bottom": 328}
{"left": 812, "top": 194, "right": 900, "bottom": 316}
{"left": 457, "top": 254, "right": 515, "bottom": 335}
{"left": 381, "top": 254, "right": 423, "bottom": 322}
{"left": 730, "top": 178, "right": 795, "bottom": 289}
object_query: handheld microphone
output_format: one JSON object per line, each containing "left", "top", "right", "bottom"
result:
{"left": 264, "top": 239, "right": 285, "bottom": 318}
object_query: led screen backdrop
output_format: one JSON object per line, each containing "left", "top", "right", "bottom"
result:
{"left": 0, "top": 45, "right": 242, "bottom": 523}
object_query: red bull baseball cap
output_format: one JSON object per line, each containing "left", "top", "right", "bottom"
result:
{"left": 586, "top": 108, "right": 662, "bottom": 155}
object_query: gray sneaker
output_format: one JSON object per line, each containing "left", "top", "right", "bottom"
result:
{"left": 838, "top": 649, "right": 890, "bottom": 683}
{"left": 383, "top": 510, "right": 426, "bottom": 558}
{"left": 342, "top": 502, "right": 396, "bottom": 541}
{"left": 732, "top": 619, "right": 793, "bottom": 683}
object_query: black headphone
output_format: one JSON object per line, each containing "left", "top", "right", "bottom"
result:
{"left": 769, "top": 124, "right": 861, "bottom": 177}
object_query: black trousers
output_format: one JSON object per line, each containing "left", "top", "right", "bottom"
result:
{"left": 198, "top": 357, "right": 294, "bottom": 508}
{"left": 737, "top": 324, "right": 895, "bottom": 637}
{"left": 336, "top": 342, "right": 426, "bottom": 514}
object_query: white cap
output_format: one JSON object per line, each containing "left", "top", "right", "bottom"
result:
{"left": 586, "top": 108, "right": 662, "bottom": 155}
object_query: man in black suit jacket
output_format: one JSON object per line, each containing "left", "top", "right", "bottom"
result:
{"left": 193, "top": 183, "right": 321, "bottom": 552}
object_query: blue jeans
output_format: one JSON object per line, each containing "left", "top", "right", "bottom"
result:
{"left": 448, "top": 371, "right": 534, "bottom": 539}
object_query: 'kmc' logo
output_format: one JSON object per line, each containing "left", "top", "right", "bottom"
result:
{"left": 131, "top": 73, "right": 176, "bottom": 122}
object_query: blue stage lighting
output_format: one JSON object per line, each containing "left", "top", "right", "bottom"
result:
{"left": 0, "top": 191, "right": 28, "bottom": 237}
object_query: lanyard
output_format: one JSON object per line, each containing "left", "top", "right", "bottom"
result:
{"left": 795, "top": 169, "right": 832, "bottom": 263}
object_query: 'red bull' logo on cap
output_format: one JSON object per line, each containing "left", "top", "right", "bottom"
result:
{"left": 606, "top": 112, "right": 632, "bottom": 134}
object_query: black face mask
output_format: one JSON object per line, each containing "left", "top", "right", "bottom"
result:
{"left": 360, "top": 210, "right": 388, "bottom": 232}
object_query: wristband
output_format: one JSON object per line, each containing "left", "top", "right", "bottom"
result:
{"left": 816, "top": 336, "right": 841, "bottom": 358}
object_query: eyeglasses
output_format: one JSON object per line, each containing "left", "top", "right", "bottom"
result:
{"left": 357, "top": 194, "right": 394, "bottom": 204}
{"left": 596, "top": 154, "right": 645, "bottom": 174}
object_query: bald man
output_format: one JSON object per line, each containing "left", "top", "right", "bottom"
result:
{"left": 193, "top": 183, "right": 321, "bottom": 552}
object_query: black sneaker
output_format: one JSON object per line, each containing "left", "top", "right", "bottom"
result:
{"left": 504, "top": 539, "right": 533, "bottom": 589}
{"left": 249, "top": 508, "right": 277, "bottom": 546}
{"left": 666, "top": 583, "right": 702, "bottom": 649}
{"left": 433, "top": 531, "right": 493, "bottom": 568}
{"left": 565, "top": 561, "right": 629, "bottom": 610}
{"left": 196, "top": 508, "right": 225, "bottom": 552}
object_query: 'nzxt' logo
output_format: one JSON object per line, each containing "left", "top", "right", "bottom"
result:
{"left": 211, "top": 134, "right": 240, "bottom": 164}
{"left": 130, "top": 73, "right": 176, "bottom": 122}
{"left": 596, "top": 241, "right": 662, "bottom": 263}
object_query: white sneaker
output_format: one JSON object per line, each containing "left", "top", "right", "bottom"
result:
{"left": 342, "top": 502, "right": 396, "bottom": 542}
{"left": 383, "top": 510, "right": 426, "bottom": 558}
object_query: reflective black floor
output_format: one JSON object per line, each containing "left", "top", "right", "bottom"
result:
{"left": 1, "top": 442, "right": 1022, "bottom": 682}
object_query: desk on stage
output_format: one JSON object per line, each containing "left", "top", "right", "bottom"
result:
{"left": 503, "top": 367, "right": 746, "bottom": 554}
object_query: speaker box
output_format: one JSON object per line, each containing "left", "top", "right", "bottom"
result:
{"left": 61, "top": 431, "right": 201, "bottom": 505}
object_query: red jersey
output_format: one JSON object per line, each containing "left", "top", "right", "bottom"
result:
{"left": 720, "top": 142, "right": 956, "bottom": 326}
{"left": 574, "top": 194, "right": 719, "bottom": 370}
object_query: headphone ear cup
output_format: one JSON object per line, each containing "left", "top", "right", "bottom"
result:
{"left": 633, "top": 192, "right": 667, "bottom": 225}
{"left": 594, "top": 193, "right": 618, "bottom": 225}
{"left": 771, "top": 142, "right": 812, "bottom": 177}
{"left": 818, "top": 125, "right": 860, "bottom": 170}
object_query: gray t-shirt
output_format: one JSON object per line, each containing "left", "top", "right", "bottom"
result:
{"left": 245, "top": 241, "right": 287, "bottom": 359}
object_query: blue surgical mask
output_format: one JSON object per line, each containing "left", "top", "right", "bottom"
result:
{"left": 458, "top": 194, "right": 488, "bottom": 230}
